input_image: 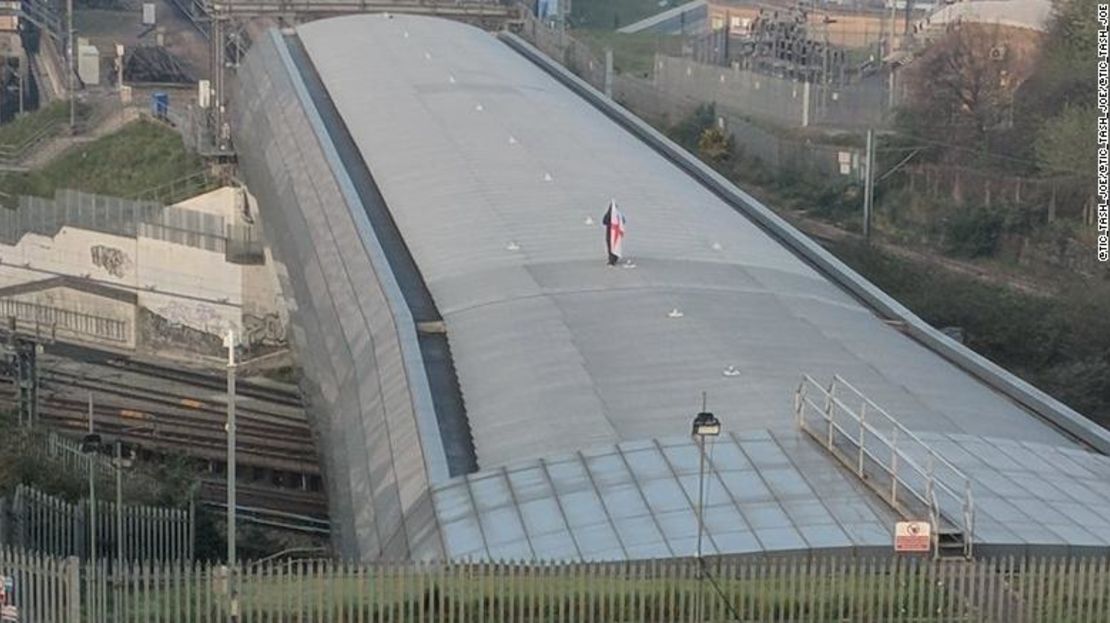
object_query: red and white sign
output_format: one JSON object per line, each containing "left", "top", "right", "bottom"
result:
{"left": 894, "top": 521, "right": 932, "bottom": 552}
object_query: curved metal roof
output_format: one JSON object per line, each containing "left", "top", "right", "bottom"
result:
{"left": 235, "top": 14, "right": 1108, "bottom": 561}
{"left": 296, "top": 13, "right": 1068, "bottom": 472}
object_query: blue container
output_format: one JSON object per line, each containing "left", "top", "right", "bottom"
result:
{"left": 151, "top": 92, "right": 169, "bottom": 117}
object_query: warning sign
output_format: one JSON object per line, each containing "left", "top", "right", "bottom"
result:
{"left": 894, "top": 521, "right": 932, "bottom": 552}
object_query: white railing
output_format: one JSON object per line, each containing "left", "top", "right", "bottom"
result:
{"left": 794, "top": 374, "right": 974, "bottom": 558}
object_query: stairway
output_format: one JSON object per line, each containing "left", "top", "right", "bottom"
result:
{"left": 795, "top": 374, "right": 974, "bottom": 559}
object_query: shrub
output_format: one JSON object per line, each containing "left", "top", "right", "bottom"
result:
{"left": 942, "top": 207, "right": 1006, "bottom": 257}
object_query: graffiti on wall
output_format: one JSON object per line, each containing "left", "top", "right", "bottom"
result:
{"left": 138, "top": 307, "right": 223, "bottom": 356}
{"left": 90, "top": 245, "right": 132, "bottom": 278}
{"left": 243, "top": 313, "right": 286, "bottom": 347}
{"left": 155, "top": 300, "right": 228, "bottom": 335}
{"left": 138, "top": 301, "right": 287, "bottom": 356}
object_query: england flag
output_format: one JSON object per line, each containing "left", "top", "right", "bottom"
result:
{"left": 602, "top": 199, "right": 626, "bottom": 265}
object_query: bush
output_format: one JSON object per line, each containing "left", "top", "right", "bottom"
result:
{"left": 668, "top": 104, "right": 716, "bottom": 151}
{"left": 697, "top": 126, "right": 733, "bottom": 167}
{"left": 829, "top": 240, "right": 1110, "bottom": 426}
{"left": 942, "top": 207, "right": 1006, "bottom": 257}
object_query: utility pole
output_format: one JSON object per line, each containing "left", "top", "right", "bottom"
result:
{"left": 225, "top": 329, "right": 238, "bottom": 622}
{"left": 116, "top": 43, "right": 124, "bottom": 93}
{"left": 87, "top": 392, "right": 96, "bottom": 561}
{"left": 890, "top": 0, "right": 898, "bottom": 54}
{"left": 67, "top": 0, "right": 75, "bottom": 132}
{"left": 863, "top": 128, "right": 876, "bottom": 240}
{"left": 691, "top": 397, "right": 721, "bottom": 623}
{"left": 113, "top": 437, "right": 124, "bottom": 613}
{"left": 115, "top": 440, "right": 124, "bottom": 566}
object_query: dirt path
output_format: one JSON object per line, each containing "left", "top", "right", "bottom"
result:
{"left": 19, "top": 102, "right": 141, "bottom": 169}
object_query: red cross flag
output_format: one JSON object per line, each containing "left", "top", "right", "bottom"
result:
{"left": 602, "top": 199, "right": 626, "bottom": 266}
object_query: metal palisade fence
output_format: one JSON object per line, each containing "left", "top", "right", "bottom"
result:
{"left": 1, "top": 486, "right": 193, "bottom": 563}
{"left": 1, "top": 552, "right": 1110, "bottom": 622}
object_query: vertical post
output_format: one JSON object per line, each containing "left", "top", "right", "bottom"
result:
{"left": 115, "top": 439, "right": 123, "bottom": 623}
{"left": 604, "top": 48, "right": 613, "bottom": 98}
{"left": 888, "top": 65, "right": 896, "bottom": 111}
{"left": 857, "top": 402, "right": 867, "bottom": 477}
{"left": 212, "top": 17, "right": 226, "bottom": 151}
{"left": 67, "top": 0, "right": 75, "bottom": 131}
{"left": 116, "top": 440, "right": 123, "bottom": 563}
{"left": 225, "top": 329, "right": 238, "bottom": 622}
{"left": 802, "top": 80, "right": 810, "bottom": 127}
{"left": 722, "top": 11, "right": 730, "bottom": 64}
{"left": 863, "top": 128, "right": 875, "bottom": 240}
{"left": 188, "top": 492, "right": 195, "bottom": 561}
{"left": 117, "top": 44, "right": 124, "bottom": 93}
{"left": 890, "top": 427, "right": 899, "bottom": 505}
{"left": 926, "top": 452, "right": 935, "bottom": 495}
{"left": 7, "top": 321, "right": 16, "bottom": 427}
{"left": 67, "top": 556, "right": 81, "bottom": 623}
{"left": 889, "top": 0, "right": 898, "bottom": 54}
{"left": 826, "top": 380, "right": 837, "bottom": 448}
{"left": 29, "top": 341, "right": 38, "bottom": 426}
{"left": 88, "top": 393, "right": 96, "bottom": 562}
{"left": 696, "top": 432, "right": 707, "bottom": 623}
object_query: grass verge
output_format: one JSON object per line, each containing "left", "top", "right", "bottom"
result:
{"left": 0, "top": 119, "right": 206, "bottom": 203}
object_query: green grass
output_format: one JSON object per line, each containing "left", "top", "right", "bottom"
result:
{"left": 0, "top": 101, "right": 88, "bottom": 153}
{"left": 0, "top": 119, "right": 206, "bottom": 203}
{"left": 571, "top": 0, "right": 671, "bottom": 30}
{"left": 96, "top": 563, "right": 956, "bottom": 621}
{"left": 572, "top": 29, "right": 683, "bottom": 76}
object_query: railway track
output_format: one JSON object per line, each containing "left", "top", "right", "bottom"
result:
{"left": 3, "top": 367, "right": 319, "bottom": 472}
{"left": 1, "top": 343, "right": 329, "bottom": 522}
{"left": 199, "top": 480, "right": 329, "bottom": 521}
{"left": 42, "top": 341, "right": 304, "bottom": 406}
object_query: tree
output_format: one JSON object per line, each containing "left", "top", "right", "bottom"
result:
{"left": 1040, "top": 0, "right": 1100, "bottom": 108}
{"left": 899, "top": 23, "right": 1025, "bottom": 158}
{"left": 1018, "top": 0, "right": 1101, "bottom": 175}
{"left": 698, "top": 126, "right": 733, "bottom": 166}
{"left": 1035, "top": 104, "right": 1097, "bottom": 176}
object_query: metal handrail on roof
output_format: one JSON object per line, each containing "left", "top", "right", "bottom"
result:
{"left": 794, "top": 374, "right": 974, "bottom": 558}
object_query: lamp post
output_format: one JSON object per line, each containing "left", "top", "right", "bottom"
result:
{"left": 114, "top": 438, "right": 132, "bottom": 618}
{"left": 80, "top": 393, "right": 101, "bottom": 562}
{"left": 691, "top": 405, "right": 721, "bottom": 623}
{"left": 112, "top": 439, "right": 139, "bottom": 564}
{"left": 115, "top": 440, "right": 124, "bottom": 565}
{"left": 225, "top": 329, "right": 238, "bottom": 566}
{"left": 224, "top": 329, "right": 239, "bottom": 622}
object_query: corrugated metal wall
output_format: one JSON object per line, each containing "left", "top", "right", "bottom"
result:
{"left": 232, "top": 30, "right": 447, "bottom": 562}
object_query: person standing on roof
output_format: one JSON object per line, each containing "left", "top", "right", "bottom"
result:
{"left": 602, "top": 199, "right": 626, "bottom": 266}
